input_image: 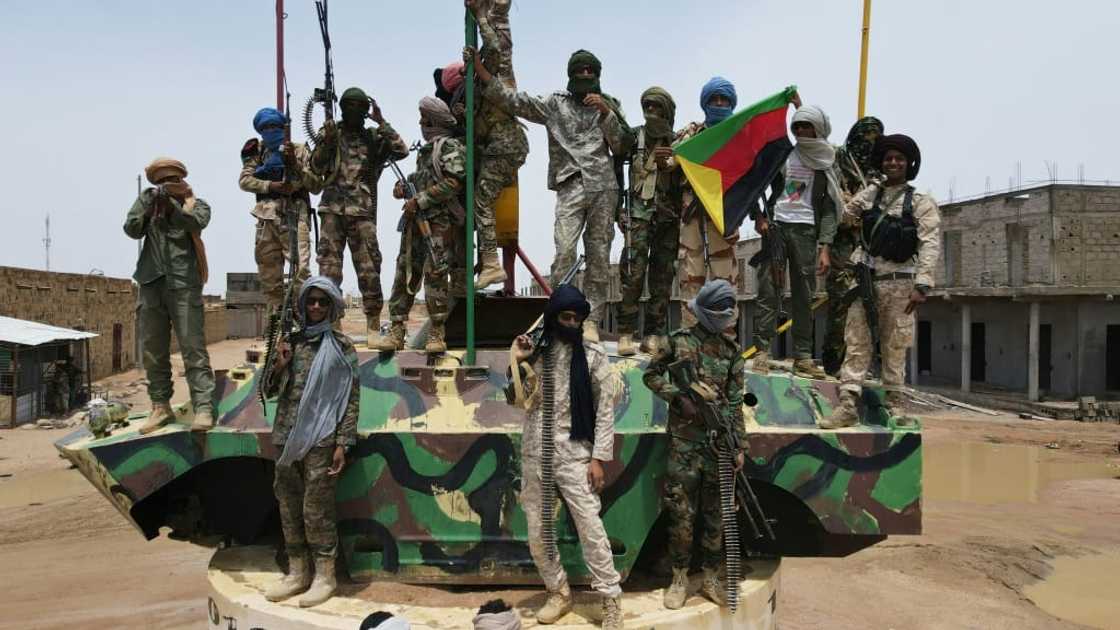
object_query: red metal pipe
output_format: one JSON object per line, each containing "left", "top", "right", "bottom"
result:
{"left": 517, "top": 247, "right": 552, "bottom": 295}
{"left": 276, "top": 0, "right": 285, "bottom": 113}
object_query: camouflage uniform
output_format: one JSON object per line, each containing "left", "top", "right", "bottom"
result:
{"left": 266, "top": 330, "right": 360, "bottom": 560}
{"left": 513, "top": 340, "right": 623, "bottom": 597}
{"left": 485, "top": 81, "right": 629, "bottom": 323}
{"left": 839, "top": 183, "right": 941, "bottom": 395}
{"left": 239, "top": 141, "right": 322, "bottom": 313}
{"left": 823, "top": 146, "right": 881, "bottom": 374}
{"left": 311, "top": 122, "right": 409, "bottom": 318}
{"left": 618, "top": 126, "right": 682, "bottom": 338}
{"left": 123, "top": 189, "right": 215, "bottom": 415}
{"left": 387, "top": 137, "right": 467, "bottom": 325}
{"left": 473, "top": 1, "right": 529, "bottom": 258}
{"left": 672, "top": 123, "right": 739, "bottom": 329}
{"left": 643, "top": 325, "right": 747, "bottom": 572}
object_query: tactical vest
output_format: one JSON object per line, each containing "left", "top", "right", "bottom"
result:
{"left": 860, "top": 186, "right": 919, "bottom": 263}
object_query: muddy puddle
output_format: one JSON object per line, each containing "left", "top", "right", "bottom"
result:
{"left": 0, "top": 467, "right": 89, "bottom": 509}
{"left": 924, "top": 441, "right": 1118, "bottom": 504}
{"left": 1023, "top": 551, "right": 1120, "bottom": 629}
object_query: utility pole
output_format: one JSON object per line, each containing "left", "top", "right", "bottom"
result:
{"left": 857, "top": 0, "right": 872, "bottom": 117}
{"left": 43, "top": 214, "right": 51, "bottom": 271}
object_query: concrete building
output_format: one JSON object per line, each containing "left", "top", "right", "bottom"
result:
{"left": 0, "top": 267, "right": 137, "bottom": 380}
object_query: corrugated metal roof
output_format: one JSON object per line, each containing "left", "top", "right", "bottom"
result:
{"left": 0, "top": 315, "right": 98, "bottom": 347}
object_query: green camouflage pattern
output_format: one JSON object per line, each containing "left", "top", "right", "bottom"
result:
{"left": 55, "top": 343, "right": 921, "bottom": 585}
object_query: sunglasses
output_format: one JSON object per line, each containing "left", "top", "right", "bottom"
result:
{"left": 306, "top": 297, "right": 332, "bottom": 308}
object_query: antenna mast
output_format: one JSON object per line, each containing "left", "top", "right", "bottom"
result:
{"left": 44, "top": 214, "right": 51, "bottom": 271}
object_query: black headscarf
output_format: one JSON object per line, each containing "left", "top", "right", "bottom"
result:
{"left": 844, "top": 116, "right": 884, "bottom": 173}
{"left": 872, "top": 134, "right": 922, "bottom": 180}
{"left": 540, "top": 284, "right": 596, "bottom": 444}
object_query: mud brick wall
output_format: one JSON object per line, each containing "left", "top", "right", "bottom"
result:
{"left": 0, "top": 266, "right": 137, "bottom": 380}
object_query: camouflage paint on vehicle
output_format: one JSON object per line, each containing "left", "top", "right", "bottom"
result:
{"left": 56, "top": 348, "right": 921, "bottom": 585}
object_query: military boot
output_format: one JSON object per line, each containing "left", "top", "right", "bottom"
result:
{"left": 793, "top": 358, "right": 828, "bottom": 380}
{"left": 699, "top": 567, "right": 727, "bottom": 606}
{"left": 536, "top": 583, "right": 573, "bottom": 624}
{"left": 819, "top": 391, "right": 860, "bottom": 429}
{"left": 365, "top": 315, "right": 385, "bottom": 349}
{"left": 663, "top": 567, "right": 689, "bottom": 610}
{"left": 425, "top": 323, "right": 447, "bottom": 353}
{"left": 265, "top": 553, "right": 311, "bottom": 602}
{"left": 476, "top": 251, "right": 507, "bottom": 288}
{"left": 298, "top": 555, "right": 337, "bottom": 608}
{"left": 639, "top": 334, "right": 660, "bottom": 356}
{"left": 601, "top": 594, "right": 623, "bottom": 630}
{"left": 190, "top": 406, "right": 214, "bottom": 432}
{"left": 583, "top": 319, "right": 600, "bottom": 343}
{"left": 376, "top": 322, "right": 406, "bottom": 352}
{"left": 885, "top": 390, "right": 920, "bottom": 427}
{"left": 138, "top": 402, "right": 175, "bottom": 435}
{"left": 751, "top": 350, "right": 771, "bottom": 375}
{"left": 617, "top": 334, "right": 637, "bottom": 356}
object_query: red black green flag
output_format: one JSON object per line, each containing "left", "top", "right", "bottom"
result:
{"left": 674, "top": 86, "right": 797, "bottom": 237}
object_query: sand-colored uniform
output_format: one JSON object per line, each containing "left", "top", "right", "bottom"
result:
{"left": 672, "top": 122, "right": 739, "bottom": 328}
{"left": 239, "top": 141, "right": 322, "bottom": 313}
{"left": 839, "top": 183, "right": 941, "bottom": 393}
{"left": 511, "top": 340, "right": 622, "bottom": 597}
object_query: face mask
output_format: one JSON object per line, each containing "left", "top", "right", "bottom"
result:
{"left": 703, "top": 106, "right": 734, "bottom": 127}
{"left": 340, "top": 101, "right": 367, "bottom": 128}
{"left": 567, "top": 76, "right": 601, "bottom": 98}
{"left": 260, "top": 127, "right": 285, "bottom": 150}
{"left": 553, "top": 321, "right": 583, "bottom": 345}
{"left": 644, "top": 114, "right": 673, "bottom": 140}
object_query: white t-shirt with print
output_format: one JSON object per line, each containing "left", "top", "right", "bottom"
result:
{"left": 773, "top": 151, "right": 816, "bottom": 225}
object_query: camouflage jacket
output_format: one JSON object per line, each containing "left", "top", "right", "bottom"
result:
{"left": 473, "top": 8, "right": 530, "bottom": 157}
{"left": 835, "top": 145, "right": 881, "bottom": 197}
{"left": 485, "top": 81, "right": 628, "bottom": 192}
{"left": 311, "top": 122, "right": 409, "bottom": 218}
{"left": 623, "top": 125, "right": 682, "bottom": 223}
{"left": 123, "top": 189, "right": 211, "bottom": 290}
{"left": 238, "top": 141, "right": 322, "bottom": 222}
{"left": 265, "top": 331, "right": 360, "bottom": 449}
{"left": 844, "top": 182, "right": 942, "bottom": 288}
{"left": 406, "top": 136, "right": 467, "bottom": 221}
{"left": 643, "top": 325, "right": 747, "bottom": 445}
{"left": 511, "top": 340, "right": 620, "bottom": 463}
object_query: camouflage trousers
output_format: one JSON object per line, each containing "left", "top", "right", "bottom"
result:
{"left": 753, "top": 222, "right": 819, "bottom": 358}
{"left": 255, "top": 217, "right": 312, "bottom": 314}
{"left": 679, "top": 214, "right": 738, "bottom": 328}
{"left": 663, "top": 437, "right": 722, "bottom": 571}
{"left": 387, "top": 214, "right": 455, "bottom": 324}
{"left": 274, "top": 445, "right": 338, "bottom": 559}
{"left": 822, "top": 226, "right": 858, "bottom": 374}
{"left": 521, "top": 449, "right": 622, "bottom": 597}
{"left": 618, "top": 217, "right": 679, "bottom": 336}
{"left": 475, "top": 152, "right": 525, "bottom": 255}
{"left": 139, "top": 279, "right": 215, "bottom": 412}
{"left": 317, "top": 213, "right": 382, "bottom": 317}
{"left": 839, "top": 278, "right": 915, "bottom": 394}
{"left": 552, "top": 178, "right": 615, "bottom": 323}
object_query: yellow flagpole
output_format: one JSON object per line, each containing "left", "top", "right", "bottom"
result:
{"left": 857, "top": 0, "right": 871, "bottom": 118}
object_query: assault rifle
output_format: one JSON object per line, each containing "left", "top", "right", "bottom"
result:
{"left": 389, "top": 159, "right": 438, "bottom": 289}
{"left": 666, "top": 358, "right": 775, "bottom": 542}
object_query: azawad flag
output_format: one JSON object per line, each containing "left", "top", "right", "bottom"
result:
{"left": 674, "top": 86, "right": 797, "bottom": 237}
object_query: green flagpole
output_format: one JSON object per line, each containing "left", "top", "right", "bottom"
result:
{"left": 465, "top": 10, "right": 478, "bottom": 365}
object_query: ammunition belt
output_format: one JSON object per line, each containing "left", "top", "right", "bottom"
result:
{"left": 540, "top": 349, "right": 558, "bottom": 562}
{"left": 718, "top": 447, "right": 742, "bottom": 613}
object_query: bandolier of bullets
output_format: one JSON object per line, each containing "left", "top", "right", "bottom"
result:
{"left": 539, "top": 349, "right": 558, "bottom": 562}
{"left": 718, "top": 447, "right": 742, "bottom": 613}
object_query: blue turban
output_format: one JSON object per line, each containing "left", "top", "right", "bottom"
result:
{"left": 700, "top": 77, "right": 737, "bottom": 127}
{"left": 252, "top": 107, "right": 288, "bottom": 182}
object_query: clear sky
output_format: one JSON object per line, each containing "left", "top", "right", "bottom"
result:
{"left": 2, "top": 1, "right": 1117, "bottom": 297}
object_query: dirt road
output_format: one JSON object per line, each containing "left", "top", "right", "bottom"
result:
{"left": 2, "top": 339, "right": 1118, "bottom": 628}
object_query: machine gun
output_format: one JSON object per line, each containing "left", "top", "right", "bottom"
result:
{"left": 301, "top": 0, "right": 336, "bottom": 148}
{"left": 257, "top": 146, "right": 301, "bottom": 410}
{"left": 666, "top": 357, "right": 775, "bottom": 613}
